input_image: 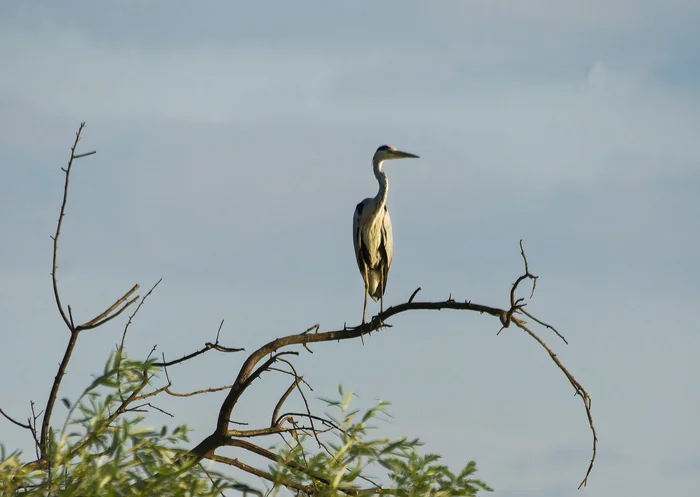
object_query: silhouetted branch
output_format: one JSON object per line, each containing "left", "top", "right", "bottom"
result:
{"left": 152, "top": 321, "right": 244, "bottom": 368}
{"left": 274, "top": 412, "right": 343, "bottom": 433}
{"left": 271, "top": 378, "right": 301, "bottom": 427}
{"left": 186, "top": 241, "right": 596, "bottom": 490}
{"left": 51, "top": 122, "right": 91, "bottom": 332}
{"left": 79, "top": 285, "right": 140, "bottom": 330}
{"left": 0, "top": 408, "right": 31, "bottom": 429}
{"left": 127, "top": 402, "right": 174, "bottom": 417}
{"left": 135, "top": 383, "right": 235, "bottom": 402}
{"left": 117, "top": 279, "right": 162, "bottom": 400}
{"left": 66, "top": 371, "right": 150, "bottom": 460}
{"left": 514, "top": 319, "right": 596, "bottom": 488}
{"left": 25, "top": 122, "right": 594, "bottom": 493}
{"left": 519, "top": 308, "right": 568, "bottom": 344}
{"left": 120, "top": 279, "right": 162, "bottom": 352}
{"left": 206, "top": 454, "right": 313, "bottom": 494}
{"left": 40, "top": 122, "right": 141, "bottom": 461}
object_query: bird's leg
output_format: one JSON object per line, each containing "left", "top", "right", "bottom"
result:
{"left": 379, "top": 272, "right": 385, "bottom": 326}
{"left": 380, "top": 293, "right": 384, "bottom": 323}
{"left": 361, "top": 283, "right": 368, "bottom": 346}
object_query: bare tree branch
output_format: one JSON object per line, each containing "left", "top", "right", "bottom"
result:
{"left": 66, "top": 371, "right": 150, "bottom": 459}
{"left": 271, "top": 378, "right": 301, "bottom": 427}
{"left": 51, "top": 122, "right": 92, "bottom": 332}
{"left": 513, "top": 319, "right": 597, "bottom": 488}
{"left": 117, "top": 279, "right": 162, "bottom": 401}
{"left": 127, "top": 402, "right": 174, "bottom": 417}
{"left": 206, "top": 454, "right": 313, "bottom": 494}
{"left": 274, "top": 412, "right": 343, "bottom": 433}
{"left": 40, "top": 331, "right": 80, "bottom": 458}
{"left": 120, "top": 279, "right": 162, "bottom": 352}
{"left": 187, "top": 241, "right": 597, "bottom": 489}
{"left": 152, "top": 342, "right": 244, "bottom": 368}
{"left": 0, "top": 408, "right": 32, "bottom": 429}
{"left": 408, "top": 287, "right": 421, "bottom": 304}
{"left": 135, "top": 383, "right": 235, "bottom": 402}
{"left": 79, "top": 286, "right": 140, "bottom": 330}
{"left": 28, "top": 123, "right": 595, "bottom": 492}
{"left": 40, "top": 122, "right": 141, "bottom": 461}
{"left": 519, "top": 308, "right": 568, "bottom": 344}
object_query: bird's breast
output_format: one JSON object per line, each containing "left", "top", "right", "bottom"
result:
{"left": 360, "top": 217, "right": 385, "bottom": 267}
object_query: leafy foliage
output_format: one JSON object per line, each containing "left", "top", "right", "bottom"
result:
{"left": 267, "top": 386, "right": 492, "bottom": 497}
{"left": 2, "top": 362, "right": 490, "bottom": 497}
{"left": 1, "top": 353, "right": 237, "bottom": 496}
{"left": 385, "top": 453, "right": 492, "bottom": 497}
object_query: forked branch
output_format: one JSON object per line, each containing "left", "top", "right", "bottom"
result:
{"left": 39, "top": 122, "right": 141, "bottom": 461}
{"left": 50, "top": 122, "right": 94, "bottom": 332}
{"left": 187, "top": 241, "right": 595, "bottom": 491}
{"left": 9, "top": 123, "right": 595, "bottom": 494}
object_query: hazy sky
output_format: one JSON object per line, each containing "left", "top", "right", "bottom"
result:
{"left": 1, "top": 2, "right": 699, "bottom": 496}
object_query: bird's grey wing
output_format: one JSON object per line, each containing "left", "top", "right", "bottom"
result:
{"left": 378, "top": 206, "right": 393, "bottom": 296}
{"left": 353, "top": 202, "right": 367, "bottom": 275}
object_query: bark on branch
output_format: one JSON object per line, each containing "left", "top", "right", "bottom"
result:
{"left": 186, "top": 241, "right": 596, "bottom": 490}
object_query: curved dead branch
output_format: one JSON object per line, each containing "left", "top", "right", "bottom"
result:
{"left": 5, "top": 123, "right": 596, "bottom": 494}
{"left": 185, "top": 240, "right": 596, "bottom": 491}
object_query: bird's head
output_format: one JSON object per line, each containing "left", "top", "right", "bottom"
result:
{"left": 373, "top": 144, "right": 420, "bottom": 163}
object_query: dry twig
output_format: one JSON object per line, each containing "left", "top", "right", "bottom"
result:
{"left": 40, "top": 122, "right": 140, "bottom": 460}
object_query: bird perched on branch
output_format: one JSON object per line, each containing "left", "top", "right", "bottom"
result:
{"left": 352, "top": 145, "right": 419, "bottom": 341}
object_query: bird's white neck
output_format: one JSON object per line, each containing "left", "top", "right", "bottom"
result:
{"left": 372, "top": 158, "right": 389, "bottom": 212}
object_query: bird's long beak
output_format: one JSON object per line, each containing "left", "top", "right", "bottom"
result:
{"left": 391, "top": 149, "right": 420, "bottom": 159}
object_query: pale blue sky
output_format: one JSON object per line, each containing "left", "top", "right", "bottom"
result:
{"left": 1, "top": 2, "right": 699, "bottom": 496}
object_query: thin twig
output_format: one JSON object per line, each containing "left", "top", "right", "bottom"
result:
{"left": 67, "top": 371, "right": 150, "bottom": 459}
{"left": 215, "top": 320, "right": 225, "bottom": 342}
{"left": 519, "top": 308, "right": 568, "bottom": 344}
{"left": 127, "top": 402, "right": 174, "bottom": 417}
{"left": 513, "top": 320, "right": 596, "bottom": 488}
{"left": 42, "top": 121, "right": 92, "bottom": 458}
{"left": 79, "top": 285, "right": 140, "bottom": 330}
{"left": 117, "top": 279, "right": 162, "bottom": 400}
{"left": 120, "top": 278, "right": 162, "bottom": 352}
{"left": 30, "top": 402, "right": 41, "bottom": 460}
{"left": 51, "top": 122, "right": 92, "bottom": 332}
{"left": 408, "top": 287, "right": 421, "bottom": 304}
{"left": 280, "top": 359, "right": 323, "bottom": 450}
{"left": 153, "top": 343, "right": 244, "bottom": 367}
{"left": 0, "top": 408, "right": 31, "bottom": 429}
{"left": 207, "top": 454, "right": 312, "bottom": 494}
{"left": 271, "top": 378, "right": 302, "bottom": 427}
{"left": 274, "top": 412, "right": 344, "bottom": 433}
{"left": 267, "top": 367, "right": 314, "bottom": 390}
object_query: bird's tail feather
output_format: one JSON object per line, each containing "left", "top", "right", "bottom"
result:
{"left": 367, "top": 270, "right": 385, "bottom": 302}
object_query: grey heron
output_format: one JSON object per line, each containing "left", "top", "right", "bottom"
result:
{"left": 353, "top": 145, "right": 419, "bottom": 340}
